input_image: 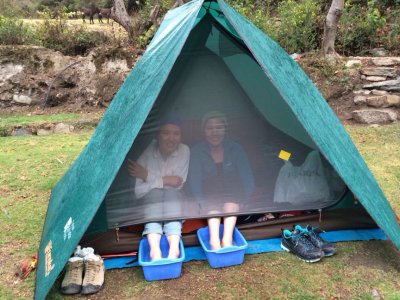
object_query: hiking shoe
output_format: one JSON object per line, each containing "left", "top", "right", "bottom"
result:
{"left": 294, "top": 225, "right": 337, "bottom": 257}
{"left": 281, "top": 229, "right": 324, "bottom": 263}
{"left": 61, "top": 257, "right": 84, "bottom": 295}
{"left": 81, "top": 255, "right": 105, "bottom": 295}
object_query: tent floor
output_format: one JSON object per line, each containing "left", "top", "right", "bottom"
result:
{"left": 81, "top": 207, "right": 377, "bottom": 255}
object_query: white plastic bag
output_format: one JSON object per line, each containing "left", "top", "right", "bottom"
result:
{"left": 273, "top": 151, "right": 330, "bottom": 205}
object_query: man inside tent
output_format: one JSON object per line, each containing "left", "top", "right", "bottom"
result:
{"left": 128, "top": 118, "right": 190, "bottom": 260}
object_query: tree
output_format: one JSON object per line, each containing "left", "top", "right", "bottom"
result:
{"left": 111, "top": 0, "right": 184, "bottom": 44}
{"left": 321, "top": 0, "right": 344, "bottom": 59}
{"left": 111, "top": 0, "right": 135, "bottom": 41}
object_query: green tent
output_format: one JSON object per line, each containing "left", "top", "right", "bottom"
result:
{"left": 35, "top": 0, "right": 400, "bottom": 298}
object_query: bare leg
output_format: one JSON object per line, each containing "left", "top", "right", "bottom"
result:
{"left": 147, "top": 233, "right": 162, "bottom": 260}
{"left": 208, "top": 217, "right": 222, "bottom": 250}
{"left": 222, "top": 216, "right": 237, "bottom": 247}
{"left": 166, "top": 235, "right": 181, "bottom": 259}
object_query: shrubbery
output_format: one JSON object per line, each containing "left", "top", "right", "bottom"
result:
{"left": 36, "top": 17, "right": 108, "bottom": 55}
{"left": 336, "top": 1, "right": 387, "bottom": 55}
{"left": 0, "top": 16, "right": 37, "bottom": 45}
{"left": 232, "top": 0, "right": 322, "bottom": 53}
{"left": 380, "top": 6, "right": 400, "bottom": 54}
{"left": 229, "top": 0, "right": 400, "bottom": 55}
{"left": 275, "top": 0, "right": 321, "bottom": 53}
{"left": 0, "top": 9, "right": 109, "bottom": 55}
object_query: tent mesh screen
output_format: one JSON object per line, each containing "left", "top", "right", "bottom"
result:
{"left": 101, "top": 13, "right": 346, "bottom": 229}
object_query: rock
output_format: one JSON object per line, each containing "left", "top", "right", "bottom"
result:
{"left": 366, "top": 96, "right": 386, "bottom": 107}
{"left": 0, "top": 81, "right": 13, "bottom": 93}
{"left": 386, "top": 95, "right": 400, "bottom": 107}
{"left": 0, "top": 63, "right": 24, "bottom": 82}
{"left": 11, "top": 128, "right": 32, "bottom": 136}
{"left": 343, "top": 112, "right": 353, "bottom": 120}
{"left": 360, "top": 67, "right": 397, "bottom": 77}
{"left": 103, "top": 59, "right": 130, "bottom": 72}
{"left": 0, "top": 92, "right": 12, "bottom": 101}
{"left": 352, "top": 109, "right": 397, "bottom": 124}
{"left": 41, "top": 123, "right": 54, "bottom": 130}
{"left": 372, "top": 57, "right": 400, "bottom": 66}
{"left": 367, "top": 95, "right": 400, "bottom": 108}
{"left": 37, "top": 128, "right": 53, "bottom": 136}
{"left": 370, "top": 48, "right": 389, "bottom": 57}
{"left": 289, "top": 53, "right": 301, "bottom": 61}
{"left": 363, "top": 79, "right": 400, "bottom": 92}
{"left": 346, "top": 60, "right": 361, "bottom": 68}
{"left": 12, "top": 94, "right": 32, "bottom": 105}
{"left": 353, "top": 89, "right": 371, "bottom": 95}
{"left": 75, "top": 119, "right": 99, "bottom": 128}
{"left": 9, "top": 76, "right": 21, "bottom": 84}
{"left": 354, "top": 95, "right": 367, "bottom": 105}
{"left": 348, "top": 68, "right": 360, "bottom": 78}
{"left": 371, "top": 288, "right": 382, "bottom": 300}
{"left": 365, "top": 76, "right": 387, "bottom": 82}
{"left": 371, "top": 90, "right": 388, "bottom": 96}
{"left": 54, "top": 123, "right": 74, "bottom": 134}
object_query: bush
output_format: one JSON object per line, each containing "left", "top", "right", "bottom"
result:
{"left": 36, "top": 9, "right": 108, "bottom": 55}
{"left": 0, "top": 16, "right": 37, "bottom": 45}
{"left": 229, "top": 1, "right": 278, "bottom": 40}
{"left": 275, "top": 0, "right": 321, "bottom": 53}
{"left": 230, "top": 0, "right": 399, "bottom": 56}
{"left": 230, "top": 0, "right": 321, "bottom": 53}
{"left": 379, "top": 7, "right": 400, "bottom": 54}
{"left": 336, "top": 1, "right": 387, "bottom": 55}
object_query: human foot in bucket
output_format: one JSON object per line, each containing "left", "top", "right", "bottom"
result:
{"left": 167, "top": 235, "right": 181, "bottom": 259}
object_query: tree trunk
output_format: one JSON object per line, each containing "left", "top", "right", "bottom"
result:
{"left": 111, "top": 0, "right": 186, "bottom": 44}
{"left": 111, "top": 0, "right": 135, "bottom": 42}
{"left": 138, "top": 1, "right": 160, "bottom": 35}
{"left": 321, "top": 0, "right": 344, "bottom": 58}
{"left": 138, "top": 0, "right": 185, "bottom": 36}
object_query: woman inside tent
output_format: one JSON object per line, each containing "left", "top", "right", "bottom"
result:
{"left": 128, "top": 118, "right": 190, "bottom": 260}
{"left": 188, "top": 111, "right": 255, "bottom": 250}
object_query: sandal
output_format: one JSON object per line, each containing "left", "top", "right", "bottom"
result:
{"left": 257, "top": 213, "right": 276, "bottom": 222}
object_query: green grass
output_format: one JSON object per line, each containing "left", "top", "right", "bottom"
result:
{"left": 0, "top": 113, "right": 80, "bottom": 128}
{"left": 0, "top": 131, "right": 92, "bottom": 299}
{"left": 0, "top": 121, "right": 399, "bottom": 299}
{"left": 0, "top": 113, "right": 81, "bottom": 134}
{"left": 346, "top": 124, "right": 400, "bottom": 214}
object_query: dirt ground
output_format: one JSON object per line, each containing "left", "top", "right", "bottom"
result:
{"left": 298, "top": 53, "right": 363, "bottom": 125}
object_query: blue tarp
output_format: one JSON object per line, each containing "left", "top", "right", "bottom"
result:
{"left": 104, "top": 228, "right": 387, "bottom": 269}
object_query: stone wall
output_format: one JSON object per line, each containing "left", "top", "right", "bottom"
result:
{"left": 347, "top": 57, "right": 400, "bottom": 124}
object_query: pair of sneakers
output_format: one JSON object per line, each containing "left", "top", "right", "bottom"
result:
{"left": 281, "top": 224, "right": 337, "bottom": 263}
{"left": 61, "top": 255, "right": 105, "bottom": 295}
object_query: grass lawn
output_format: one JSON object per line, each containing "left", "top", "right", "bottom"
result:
{"left": 0, "top": 121, "right": 399, "bottom": 299}
{"left": 0, "top": 113, "right": 80, "bottom": 129}
{"left": 0, "top": 112, "right": 102, "bottom": 136}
